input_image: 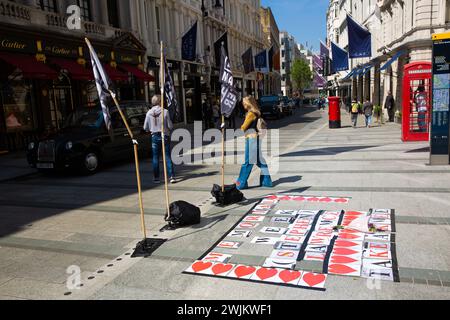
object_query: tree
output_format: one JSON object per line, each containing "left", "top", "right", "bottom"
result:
{"left": 291, "top": 59, "right": 313, "bottom": 95}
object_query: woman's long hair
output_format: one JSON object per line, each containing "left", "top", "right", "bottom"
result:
{"left": 243, "top": 96, "right": 261, "bottom": 118}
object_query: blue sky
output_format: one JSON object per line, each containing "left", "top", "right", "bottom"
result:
{"left": 261, "top": 0, "right": 328, "bottom": 53}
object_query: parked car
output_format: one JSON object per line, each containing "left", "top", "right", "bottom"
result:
{"left": 258, "top": 95, "right": 282, "bottom": 119}
{"left": 27, "top": 101, "right": 152, "bottom": 174}
{"left": 279, "top": 96, "right": 294, "bottom": 116}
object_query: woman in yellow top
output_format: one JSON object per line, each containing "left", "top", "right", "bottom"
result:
{"left": 235, "top": 96, "right": 273, "bottom": 190}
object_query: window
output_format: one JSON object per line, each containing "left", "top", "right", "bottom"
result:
{"left": 36, "top": 0, "right": 58, "bottom": 12}
{"left": 155, "top": 6, "right": 161, "bottom": 43}
{"left": 1, "top": 78, "right": 35, "bottom": 132}
{"left": 107, "top": 0, "right": 120, "bottom": 28}
{"left": 77, "top": 0, "right": 92, "bottom": 21}
{"left": 446, "top": 0, "right": 450, "bottom": 23}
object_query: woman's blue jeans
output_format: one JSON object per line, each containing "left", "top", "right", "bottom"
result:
{"left": 152, "top": 133, "right": 174, "bottom": 180}
{"left": 236, "top": 137, "right": 272, "bottom": 190}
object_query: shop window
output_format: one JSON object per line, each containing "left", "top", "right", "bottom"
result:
{"left": 107, "top": 0, "right": 120, "bottom": 28}
{"left": 77, "top": 0, "right": 92, "bottom": 21}
{"left": 1, "top": 78, "right": 35, "bottom": 132}
{"left": 36, "top": 0, "right": 58, "bottom": 13}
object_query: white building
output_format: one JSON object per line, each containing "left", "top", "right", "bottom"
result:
{"left": 326, "top": 0, "right": 450, "bottom": 110}
{"left": 132, "top": 0, "right": 266, "bottom": 124}
{"left": 280, "top": 31, "right": 303, "bottom": 96}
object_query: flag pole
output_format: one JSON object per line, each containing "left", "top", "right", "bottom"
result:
{"left": 160, "top": 41, "right": 171, "bottom": 219}
{"left": 221, "top": 114, "right": 225, "bottom": 193}
{"left": 84, "top": 37, "right": 147, "bottom": 240}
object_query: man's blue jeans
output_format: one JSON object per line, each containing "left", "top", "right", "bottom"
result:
{"left": 418, "top": 112, "right": 427, "bottom": 132}
{"left": 236, "top": 137, "right": 272, "bottom": 190}
{"left": 365, "top": 115, "right": 373, "bottom": 127}
{"left": 152, "top": 134, "right": 174, "bottom": 180}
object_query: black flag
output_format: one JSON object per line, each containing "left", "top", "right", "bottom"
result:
{"left": 85, "top": 38, "right": 114, "bottom": 131}
{"left": 214, "top": 32, "right": 228, "bottom": 67}
{"left": 220, "top": 44, "right": 238, "bottom": 118}
{"left": 242, "top": 47, "right": 254, "bottom": 74}
{"left": 163, "top": 57, "right": 179, "bottom": 122}
{"left": 181, "top": 22, "right": 197, "bottom": 61}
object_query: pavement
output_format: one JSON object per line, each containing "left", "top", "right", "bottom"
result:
{"left": 0, "top": 105, "right": 449, "bottom": 300}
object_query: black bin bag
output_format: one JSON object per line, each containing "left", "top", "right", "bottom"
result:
{"left": 165, "top": 201, "right": 201, "bottom": 228}
{"left": 211, "top": 184, "right": 244, "bottom": 206}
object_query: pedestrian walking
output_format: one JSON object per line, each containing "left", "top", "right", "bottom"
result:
{"left": 363, "top": 98, "right": 374, "bottom": 128}
{"left": 144, "top": 95, "right": 176, "bottom": 184}
{"left": 384, "top": 91, "right": 395, "bottom": 122}
{"left": 351, "top": 100, "right": 361, "bottom": 128}
{"left": 235, "top": 96, "right": 273, "bottom": 191}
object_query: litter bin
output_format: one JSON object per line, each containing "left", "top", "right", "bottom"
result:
{"left": 328, "top": 96, "right": 341, "bottom": 129}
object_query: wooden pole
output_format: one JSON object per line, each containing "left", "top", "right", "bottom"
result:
{"left": 221, "top": 114, "right": 225, "bottom": 193}
{"left": 109, "top": 93, "right": 147, "bottom": 240}
{"left": 160, "top": 41, "right": 171, "bottom": 219}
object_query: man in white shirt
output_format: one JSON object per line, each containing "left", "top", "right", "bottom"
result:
{"left": 144, "top": 95, "right": 176, "bottom": 184}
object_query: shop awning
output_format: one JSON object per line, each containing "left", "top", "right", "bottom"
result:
{"left": 103, "top": 63, "right": 129, "bottom": 81}
{"left": 49, "top": 58, "right": 94, "bottom": 81}
{"left": 342, "top": 69, "right": 356, "bottom": 81}
{"left": 380, "top": 50, "right": 405, "bottom": 71}
{"left": 119, "top": 64, "right": 155, "bottom": 82}
{"left": 0, "top": 52, "right": 58, "bottom": 80}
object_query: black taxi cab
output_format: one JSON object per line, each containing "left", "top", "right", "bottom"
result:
{"left": 27, "top": 101, "right": 151, "bottom": 174}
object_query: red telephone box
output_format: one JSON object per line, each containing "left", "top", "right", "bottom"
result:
{"left": 402, "top": 62, "right": 432, "bottom": 142}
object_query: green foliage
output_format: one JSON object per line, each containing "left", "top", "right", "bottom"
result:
{"left": 291, "top": 59, "right": 313, "bottom": 93}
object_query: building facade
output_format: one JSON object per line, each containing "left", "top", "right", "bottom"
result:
{"left": 260, "top": 6, "right": 281, "bottom": 96}
{"left": 326, "top": 0, "right": 450, "bottom": 113}
{"left": 0, "top": 0, "right": 149, "bottom": 152}
{"left": 133, "top": 0, "right": 266, "bottom": 124}
{"left": 280, "top": 31, "right": 300, "bottom": 97}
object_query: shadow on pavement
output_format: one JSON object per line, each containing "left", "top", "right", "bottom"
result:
{"left": 281, "top": 145, "right": 375, "bottom": 157}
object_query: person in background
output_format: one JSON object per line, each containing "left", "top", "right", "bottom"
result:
{"left": 144, "top": 95, "right": 176, "bottom": 184}
{"left": 202, "top": 99, "right": 211, "bottom": 130}
{"left": 351, "top": 100, "right": 361, "bottom": 128}
{"left": 212, "top": 99, "right": 220, "bottom": 128}
{"left": 384, "top": 91, "right": 395, "bottom": 122}
{"left": 363, "top": 98, "right": 374, "bottom": 128}
{"left": 415, "top": 85, "right": 428, "bottom": 132}
{"left": 235, "top": 96, "right": 273, "bottom": 190}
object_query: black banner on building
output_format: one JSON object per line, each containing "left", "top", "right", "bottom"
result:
{"left": 430, "top": 33, "right": 450, "bottom": 164}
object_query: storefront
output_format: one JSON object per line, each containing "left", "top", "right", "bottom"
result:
{"left": 0, "top": 25, "right": 150, "bottom": 153}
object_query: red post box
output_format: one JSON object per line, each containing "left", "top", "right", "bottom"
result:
{"left": 328, "top": 96, "right": 341, "bottom": 129}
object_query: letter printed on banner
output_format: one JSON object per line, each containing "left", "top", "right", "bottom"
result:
{"left": 305, "top": 245, "right": 328, "bottom": 254}
{"left": 243, "top": 216, "right": 265, "bottom": 222}
{"left": 361, "top": 259, "right": 394, "bottom": 281}
{"left": 280, "top": 235, "right": 305, "bottom": 244}
{"left": 303, "top": 252, "right": 326, "bottom": 262}
{"left": 260, "top": 227, "right": 288, "bottom": 235}
{"left": 202, "top": 252, "right": 232, "bottom": 263}
{"left": 217, "top": 241, "right": 242, "bottom": 249}
{"left": 263, "top": 258, "right": 296, "bottom": 270}
{"left": 238, "top": 222, "right": 260, "bottom": 229}
{"left": 270, "top": 250, "right": 299, "bottom": 260}
{"left": 275, "top": 210, "right": 298, "bottom": 216}
{"left": 251, "top": 237, "right": 280, "bottom": 245}
{"left": 228, "top": 230, "right": 252, "bottom": 238}
{"left": 274, "top": 242, "right": 302, "bottom": 251}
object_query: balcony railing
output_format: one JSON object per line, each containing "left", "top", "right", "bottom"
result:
{"left": 0, "top": 0, "right": 136, "bottom": 41}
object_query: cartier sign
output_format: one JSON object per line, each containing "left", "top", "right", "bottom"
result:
{"left": 0, "top": 36, "right": 33, "bottom": 53}
{"left": 43, "top": 40, "right": 78, "bottom": 58}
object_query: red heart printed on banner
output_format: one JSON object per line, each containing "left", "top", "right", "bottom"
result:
{"left": 329, "top": 264, "right": 360, "bottom": 275}
{"left": 335, "top": 240, "right": 361, "bottom": 248}
{"left": 345, "top": 211, "right": 364, "bottom": 216}
{"left": 278, "top": 196, "right": 292, "bottom": 201}
{"left": 340, "top": 229, "right": 360, "bottom": 234}
{"left": 255, "top": 268, "right": 278, "bottom": 281}
{"left": 192, "top": 261, "right": 213, "bottom": 273}
{"left": 333, "top": 248, "right": 360, "bottom": 256}
{"left": 334, "top": 198, "right": 348, "bottom": 203}
{"left": 338, "top": 233, "right": 361, "bottom": 240}
{"left": 211, "top": 264, "right": 234, "bottom": 276}
{"left": 307, "top": 197, "right": 320, "bottom": 202}
{"left": 292, "top": 196, "right": 306, "bottom": 201}
{"left": 319, "top": 197, "right": 332, "bottom": 203}
{"left": 266, "top": 195, "right": 278, "bottom": 200}
{"left": 302, "top": 273, "right": 326, "bottom": 287}
{"left": 279, "top": 270, "right": 302, "bottom": 284}
{"left": 234, "top": 266, "right": 257, "bottom": 278}
{"left": 330, "top": 255, "right": 360, "bottom": 264}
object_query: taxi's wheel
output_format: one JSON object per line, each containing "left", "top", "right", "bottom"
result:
{"left": 81, "top": 151, "right": 100, "bottom": 175}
